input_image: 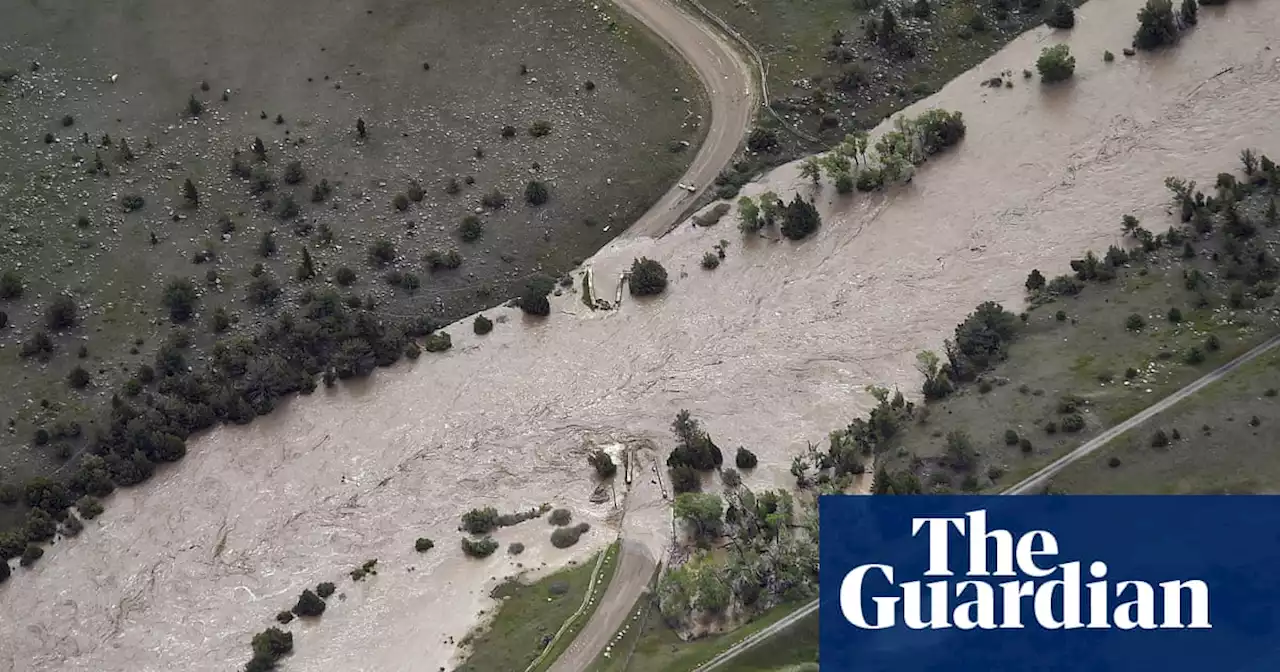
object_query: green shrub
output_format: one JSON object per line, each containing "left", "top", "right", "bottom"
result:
{"left": 47, "top": 295, "right": 78, "bottom": 330}
{"left": 473, "top": 315, "right": 493, "bottom": 335}
{"left": 368, "top": 239, "right": 396, "bottom": 266}
{"left": 780, "top": 194, "right": 821, "bottom": 240}
{"left": 550, "top": 522, "right": 591, "bottom": 549}
{"left": 1135, "top": 0, "right": 1178, "bottom": 51}
{"left": 701, "top": 252, "right": 721, "bottom": 270}
{"left": 275, "top": 611, "right": 294, "bottom": 624}
{"left": 549, "top": 508, "right": 572, "bottom": 526}
{"left": 163, "top": 278, "right": 199, "bottom": 322}
{"left": 0, "top": 270, "right": 23, "bottom": 299}
{"left": 335, "top": 266, "right": 357, "bottom": 286}
{"left": 316, "top": 582, "right": 336, "bottom": 598}
{"left": 1004, "top": 429, "right": 1019, "bottom": 445}
{"left": 426, "top": 248, "right": 463, "bottom": 271}
{"left": 292, "top": 589, "right": 326, "bottom": 617}
{"left": 1061, "top": 413, "right": 1086, "bottom": 433}
{"left": 122, "top": 193, "right": 145, "bottom": 212}
{"left": 588, "top": 449, "right": 617, "bottom": 478}
{"left": 462, "top": 507, "right": 501, "bottom": 534}
{"left": 628, "top": 257, "right": 668, "bottom": 296}
{"left": 459, "top": 216, "right": 484, "bottom": 242}
{"left": 1036, "top": 44, "right": 1076, "bottom": 83}
{"left": 735, "top": 447, "right": 758, "bottom": 469}
{"left": 461, "top": 536, "right": 499, "bottom": 558}
{"left": 415, "top": 537, "right": 434, "bottom": 552}
{"left": 525, "top": 180, "right": 549, "bottom": 205}
{"left": 1045, "top": 1, "right": 1075, "bottom": 28}
{"left": 423, "top": 331, "right": 451, "bottom": 352}
{"left": 1125, "top": 313, "right": 1145, "bottom": 331}
{"left": 76, "top": 495, "right": 104, "bottom": 519}
{"left": 20, "top": 544, "right": 44, "bottom": 567}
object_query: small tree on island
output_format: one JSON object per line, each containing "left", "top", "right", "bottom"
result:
{"left": 628, "top": 258, "right": 668, "bottom": 296}
{"left": 588, "top": 449, "right": 617, "bottom": 478}
{"left": 1037, "top": 44, "right": 1076, "bottom": 83}
{"left": 1135, "top": 0, "right": 1178, "bottom": 50}
{"left": 780, "top": 194, "right": 821, "bottom": 240}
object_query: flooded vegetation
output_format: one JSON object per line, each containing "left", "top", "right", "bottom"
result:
{"left": 2, "top": 0, "right": 1279, "bottom": 671}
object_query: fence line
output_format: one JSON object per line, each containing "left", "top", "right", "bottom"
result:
{"left": 678, "top": 0, "right": 821, "bottom": 144}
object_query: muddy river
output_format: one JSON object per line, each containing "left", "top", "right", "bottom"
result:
{"left": 3, "top": 1, "right": 1278, "bottom": 670}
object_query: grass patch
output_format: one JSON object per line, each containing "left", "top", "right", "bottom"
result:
{"left": 695, "top": 0, "right": 1085, "bottom": 155}
{"left": 457, "top": 542, "right": 618, "bottom": 672}
{"left": 590, "top": 600, "right": 809, "bottom": 672}
{"left": 1047, "top": 348, "right": 1280, "bottom": 495}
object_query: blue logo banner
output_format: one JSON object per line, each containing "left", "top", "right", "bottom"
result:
{"left": 819, "top": 495, "right": 1280, "bottom": 671}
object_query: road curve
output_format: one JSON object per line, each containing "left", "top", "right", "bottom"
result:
{"left": 612, "top": 0, "right": 758, "bottom": 239}
{"left": 696, "top": 333, "right": 1280, "bottom": 671}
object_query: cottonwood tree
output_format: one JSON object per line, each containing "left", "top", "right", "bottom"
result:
{"left": 674, "top": 492, "right": 724, "bottom": 546}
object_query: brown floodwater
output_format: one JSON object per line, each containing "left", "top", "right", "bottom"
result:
{"left": 3, "top": 1, "right": 1278, "bottom": 670}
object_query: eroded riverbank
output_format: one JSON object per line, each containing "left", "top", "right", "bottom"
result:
{"left": 3, "top": 1, "right": 1278, "bottom": 670}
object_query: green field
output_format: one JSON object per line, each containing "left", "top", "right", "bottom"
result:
{"left": 458, "top": 542, "right": 620, "bottom": 672}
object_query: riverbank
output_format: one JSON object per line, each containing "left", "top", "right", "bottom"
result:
{"left": 2, "top": 1, "right": 1277, "bottom": 670}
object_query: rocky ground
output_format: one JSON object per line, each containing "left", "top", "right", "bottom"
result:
{"left": 0, "top": 0, "right": 706, "bottom": 517}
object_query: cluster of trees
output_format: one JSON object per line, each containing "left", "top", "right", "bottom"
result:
{"left": 824, "top": 385, "right": 914, "bottom": 480}
{"left": 659, "top": 481, "right": 816, "bottom": 629}
{"left": 736, "top": 192, "right": 823, "bottom": 240}
{"left": 1134, "top": 0, "right": 1204, "bottom": 51}
{"left": 879, "top": 147, "right": 1277, "bottom": 495}
{"left": 0, "top": 288, "right": 467, "bottom": 565}
{"left": 666, "top": 410, "right": 723, "bottom": 493}
{"left": 792, "top": 109, "right": 966, "bottom": 203}
{"left": 918, "top": 301, "right": 1020, "bottom": 395}
{"left": 460, "top": 503, "right": 550, "bottom": 535}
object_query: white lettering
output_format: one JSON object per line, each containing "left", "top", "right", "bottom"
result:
{"left": 913, "top": 516, "right": 966, "bottom": 576}
{"left": 1033, "top": 561, "right": 1082, "bottom": 629}
{"left": 953, "top": 581, "right": 997, "bottom": 629}
{"left": 1086, "top": 561, "right": 1110, "bottom": 628}
{"left": 1159, "top": 580, "right": 1211, "bottom": 628}
{"left": 841, "top": 564, "right": 897, "bottom": 629}
{"left": 1114, "top": 581, "right": 1157, "bottom": 629}
{"left": 966, "top": 510, "right": 1016, "bottom": 577}
{"left": 1015, "top": 529, "right": 1059, "bottom": 578}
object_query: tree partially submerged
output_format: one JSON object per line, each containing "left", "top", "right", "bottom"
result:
{"left": 628, "top": 258, "right": 668, "bottom": 296}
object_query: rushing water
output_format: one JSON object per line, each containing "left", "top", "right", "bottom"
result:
{"left": 3, "top": 2, "right": 1279, "bottom": 670}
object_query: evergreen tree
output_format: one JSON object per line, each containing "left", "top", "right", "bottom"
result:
{"left": 356, "top": 118, "right": 367, "bottom": 139}
{"left": 183, "top": 178, "right": 199, "bottom": 207}
{"left": 296, "top": 247, "right": 316, "bottom": 281}
{"left": 252, "top": 137, "right": 267, "bottom": 160}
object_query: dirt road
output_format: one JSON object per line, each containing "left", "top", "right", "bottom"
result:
{"left": 612, "top": 0, "right": 758, "bottom": 238}
{"left": 549, "top": 451, "right": 672, "bottom": 672}
{"left": 542, "top": 1, "right": 756, "bottom": 668}
{"left": 696, "top": 336, "right": 1280, "bottom": 671}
